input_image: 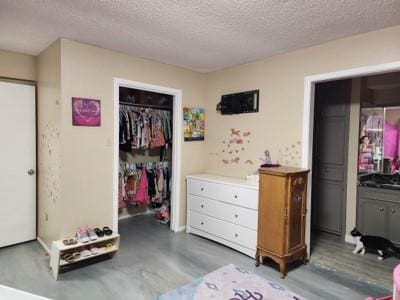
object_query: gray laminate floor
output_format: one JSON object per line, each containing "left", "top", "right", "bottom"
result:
{"left": 311, "top": 231, "right": 399, "bottom": 291}
{"left": 0, "top": 215, "right": 393, "bottom": 300}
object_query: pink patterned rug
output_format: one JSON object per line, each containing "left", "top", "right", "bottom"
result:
{"left": 158, "top": 264, "right": 305, "bottom": 300}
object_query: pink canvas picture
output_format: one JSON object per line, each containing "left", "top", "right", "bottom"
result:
{"left": 72, "top": 97, "right": 101, "bottom": 126}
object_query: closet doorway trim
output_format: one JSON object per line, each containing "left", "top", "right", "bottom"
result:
{"left": 301, "top": 60, "right": 400, "bottom": 258}
{"left": 113, "top": 78, "right": 183, "bottom": 233}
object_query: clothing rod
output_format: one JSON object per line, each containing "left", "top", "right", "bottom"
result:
{"left": 119, "top": 101, "right": 172, "bottom": 110}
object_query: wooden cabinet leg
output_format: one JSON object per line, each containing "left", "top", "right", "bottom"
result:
{"left": 279, "top": 260, "right": 286, "bottom": 279}
{"left": 255, "top": 249, "right": 261, "bottom": 267}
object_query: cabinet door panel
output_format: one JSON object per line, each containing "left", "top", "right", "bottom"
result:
{"left": 389, "top": 204, "right": 400, "bottom": 244}
{"left": 316, "top": 118, "right": 347, "bottom": 165}
{"left": 313, "top": 180, "right": 343, "bottom": 234}
{"left": 360, "top": 199, "right": 387, "bottom": 237}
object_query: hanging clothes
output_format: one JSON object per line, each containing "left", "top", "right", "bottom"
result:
{"left": 118, "top": 162, "right": 171, "bottom": 207}
{"left": 135, "top": 167, "right": 149, "bottom": 205}
{"left": 119, "top": 105, "right": 172, "bottom": 151}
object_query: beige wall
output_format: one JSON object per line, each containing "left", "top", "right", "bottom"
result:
{"left": 36, "top": 40, "right": 62, "bottom": 246}
{"left": 59, "top": 39, "right": 206, "bottom": 238}
{"left": 0, "top": 49, "right": 36, "bottom": 81}
{"left": 204, "top": 25, "right": 400, "bottom": 236}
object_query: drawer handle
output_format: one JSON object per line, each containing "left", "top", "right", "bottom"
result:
{"left": 235, "top": 233, "right": 238, "bottom": 237}
{"left": 234, "top": 195, "right": 238, "bottom": 199}
{"left": 234, "top": 214, "right": 238, "bottom": 218}
{"left": 200, "top": 187, "right": 204, "bottom": 191}
{"left": 201, "top": 222, "right": 204, "bottom": 226}
{"left": 201, "top": 205, "right": 204, "bottom": 208}
{"left": 324, "top": 168, "right": 329, "bottom": 173}
{"left": 392, "top": 209, "right": 396, "bottom": 214}
{"left": 380, "top": 207, "right": 384, "bottom": 212}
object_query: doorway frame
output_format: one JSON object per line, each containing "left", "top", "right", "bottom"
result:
{"left": 301, "top": 60, "right": 400, "bottom": 256}
{"left": 113, "top": 78, "right": 183, "bottom": 233}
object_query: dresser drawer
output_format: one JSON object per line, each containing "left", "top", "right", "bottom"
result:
{"left": 187, "top": 179, "right": 219, "bottom": 200}
{"left": 218, "top": 184, "right": 258, "bottom": 210}
{"left": 189, "top": 211, "right": 257, "bottom": 249}
{"left": 188, "top": 195, "right": 258, "bottom": 230}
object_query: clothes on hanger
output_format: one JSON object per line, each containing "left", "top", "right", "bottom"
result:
{"left": 118, "top": 161, "right": 171, "bottom": 208}
{"left": 119, "top": 105, "right": 172, "bottom": 151}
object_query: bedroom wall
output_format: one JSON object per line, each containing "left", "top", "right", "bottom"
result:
{"left": 0, "top": 49, "right": 36, "bottom": 81}
{"left": 58, "top": 39, "right": 205, "bottom": 238}
{"left": 36, "top": 40, "right": 62, "bottom": 247}
{"left": 204, "top": 25, "right": 400, "bottom": 237}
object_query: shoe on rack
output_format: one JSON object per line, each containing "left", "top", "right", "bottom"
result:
{"left": 94, "top": 228, "right": 104, "bottom": 237}
{"left": 76, "top": 227, "right": 89, "bottom": 243}
{"left": 103, "top": 226, "right": 113, "bottom": 236}
{"left": 85, "top": 226, "right": 98, "bottom": 241}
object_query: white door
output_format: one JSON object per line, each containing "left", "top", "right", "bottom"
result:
{"left": 0, "top": 80, "right": 36, "bottom": 247}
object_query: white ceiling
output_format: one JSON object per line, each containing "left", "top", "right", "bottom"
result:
{"left": 1, "top": 1, "right": 400, "bottom": 72}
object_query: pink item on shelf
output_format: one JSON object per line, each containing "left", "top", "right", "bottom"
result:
{"left": 135, "top": 167, "right": 149, "bottom": 205}
{"left": 384, "top": 121, "right": 399, "bottom": 158}
{"left": 394, "top": 264, "right": 400, "bottom": 300}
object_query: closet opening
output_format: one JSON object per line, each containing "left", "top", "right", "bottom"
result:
{"left": 113, "top": 79, "right": 183, "bottom": 234}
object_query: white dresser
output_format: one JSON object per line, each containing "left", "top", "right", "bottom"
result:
{"left": 186, "top": 174, "right": 259, "bottom": 258}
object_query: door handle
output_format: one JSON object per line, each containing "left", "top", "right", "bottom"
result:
{"left": 27, "top": 169, "right": 35, "bottom": 175}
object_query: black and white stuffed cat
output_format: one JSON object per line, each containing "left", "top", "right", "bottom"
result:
{"left": 351, "top": 228, "right": 400, "bottom": 260}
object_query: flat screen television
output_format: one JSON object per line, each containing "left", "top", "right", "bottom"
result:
{"left": 217, "top": 90, "right": 259, "bottom": 115}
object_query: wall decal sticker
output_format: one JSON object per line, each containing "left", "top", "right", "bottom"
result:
{"left": 230, "top": 128, "right": 241, "bottom": 137}
{"left": 231, "top": 157, "right": 240, "bottom": 163}
{"left": 243, "top": 131, "right": 251, "bottom": 137}
{"left": 219, "top": 129, "right": 253, "bottom": 165}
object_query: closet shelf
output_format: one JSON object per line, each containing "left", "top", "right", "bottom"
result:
{"left": 119, "top": 101, "right": 172, "bottom": 110}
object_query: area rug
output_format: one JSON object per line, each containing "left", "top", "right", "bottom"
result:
{"left": 157, "top": 264, "right": 305, "bottom": 300}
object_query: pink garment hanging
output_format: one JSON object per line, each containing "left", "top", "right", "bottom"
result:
{"left": 118, "top": 177, "right": 126, "bottom": 209}
{"left": 135, "top": 167, "right": 149, "bottom": 205}
{"left": 384, "top": 120, "right": 399, "bottom": 158}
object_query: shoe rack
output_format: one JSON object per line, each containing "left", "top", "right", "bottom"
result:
{"left": 50, "top": 233, "right": 120, "bottom": 280}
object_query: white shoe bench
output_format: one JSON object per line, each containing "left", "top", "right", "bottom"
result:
{"left": 50, "top": 233, "right": 120, "bottom": 280}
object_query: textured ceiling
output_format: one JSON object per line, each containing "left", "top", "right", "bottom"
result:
{"left": 1, "top": 1, "right": 400, "bottom": 72}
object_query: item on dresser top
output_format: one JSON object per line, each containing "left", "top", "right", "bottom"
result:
{"left": 260, "top": 163, "right": 281, "bottom": 168}
{"left": 119, "top": 104, "right": 172, "bottom": 151}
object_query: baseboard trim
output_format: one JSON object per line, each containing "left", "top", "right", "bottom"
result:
{"left": 174, "top": 225, "right": 186, "bottom": 233}
{"left": 37, "top": 237, "right": 51, "bottom": 254}
{"left": 345, "top": 234, "right": 356, "bottom": 245}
